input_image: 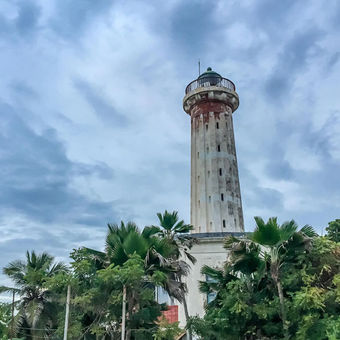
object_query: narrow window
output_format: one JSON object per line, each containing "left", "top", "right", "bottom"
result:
{"left": 208, "top": 170, "right": 210, "bottom": 178}
{"left": 206, "top": 124, "right": 208, "bottom": 131}
{"left": 221, "top": 193, "right": 224, "bottom": 201}
{"left": 209, "top": 196, "right": 211, "bottom": 203}
{"left": 197, "top": 152, "right": 199, "bottom": 158}
{"left": 198, "top": 200, "right": 200, "bottom": 207}
{"left": 207, "top": 146, "right": 209, "bottom": 153}
{"left": 217, "top": 145, "right": 221, "bottom": 152}
{"left": 198, "top": 175, "right": 200, "bottom": 182}
{"left": 223, "top": 219, "right": 226, "bottom": 228}
{"left": 216, "top": 122, "right": 219, "bottom": 129}
{"left": 210, "top": 221, "right": 212, "bottom": 228}
{"left": 219, "top": 168, "right": 222, "bottom": 176}
{"left": 226, "top": 122, "right": 228, "bottom": 128}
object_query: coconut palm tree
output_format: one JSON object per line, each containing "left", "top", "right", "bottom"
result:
{"left": 250, "top": 217, "right": 317, "bottom": 338}
{"left": 76, "top": 221, "right": 175, "bottom": 340}
{"left": 222, "top": 217, "right": 316, "bottom": 339}
{"left": 0, "top": 251, "right": 67, "bottom": 340}
{"left": 146, "top": 211, "right": 196, "bottom": 340}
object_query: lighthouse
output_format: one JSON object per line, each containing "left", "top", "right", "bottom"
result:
{"left": 183, "top": 67, "right": 244, "bottom": 233}
{"left": 178, "top": 68, "right": 245, "bottom": 326}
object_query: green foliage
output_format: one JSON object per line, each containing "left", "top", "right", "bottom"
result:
{"left": 192, "top": 218, "right": 340, "bottom": 340}
{"left": 0, "top": 303, "right": 11, "bottom": 339}
{"left": 153, "top": 317, "right": 183, "bottom": 340}
{"left": 326, "top": 219, "right": 340, "bottom": 242}
{"left": 5, "top": 213, "right": 338, "bottom": 340}
{"left": 64, "top": 212, "right": 192, "bottom": 339}
{"left": 0, "top": 251, "right": 68, "bottom": 339}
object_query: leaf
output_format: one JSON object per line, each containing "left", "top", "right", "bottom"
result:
{"left": 300, "top": 225, "right": 318, "bottom": 238}
{"left": 251, "top": 217, "right": 281, "bottom": 246}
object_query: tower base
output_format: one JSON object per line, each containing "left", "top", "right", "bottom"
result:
{"left": 177, "top": 232, "right": 245, "bottom": 327}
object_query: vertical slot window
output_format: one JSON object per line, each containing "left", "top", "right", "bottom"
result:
{"left": 209, "top": 196, "right": 211, "bottom": 203}
{"left": 217, "top": 145, "right": 221, "bottom": 152}
{"left": 219, "top": 168, "right": 222, "bottom": 176}
{"left": 223, "top": 219, "right": 226, "bottom": 228}
{"left": 221, "top": 193, "right": 224, "bottom": 201}
{"left": 216, "top": 122, "right": 219, "bottom": 129}
{"left": 206, "top": 124, "right": 208, "bottom": 131}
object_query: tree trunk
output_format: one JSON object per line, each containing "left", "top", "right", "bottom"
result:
{"left": 182, "top": 296, "right": 192, "bottom": 340}
{"left": 271, "top": 266, "right": 288, "bottom": 339}
{"left": 121, "top": 285, "right": 126, "bottom": 340}
{"left": 125, "top": 293, "right": 134, "bottom": 340}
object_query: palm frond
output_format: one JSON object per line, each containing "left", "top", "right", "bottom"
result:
{"left": 184, "top": 251, "right": 196, "bottom": 265}
{"left": 279, "top": 220, "right": 298, "bottom": 242}
{"left": 201, "top": 265, "right": 223, "bottom": 281}
{"left": 251, "top": 217, "right": 281, "bottom": 246}
{"left": 142, "top": 226, "right": 161, "bottom": 238}
{"left": 48, "top": 262, "right": 68, "bottom": 276}
{"left": 0, "top": 286, "right": 20, "bottom": 294}
{"left": 300, "top": 224, "right": 318, "bottom": 238}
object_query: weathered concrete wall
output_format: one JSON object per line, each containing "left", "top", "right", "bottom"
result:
{"left": 177, "top": 237, "right": 227, "bottom": 327}
{"left": 184, "top": 87, "right": 244, "bottom": 233}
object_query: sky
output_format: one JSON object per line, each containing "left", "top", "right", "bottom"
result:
{"left": 0, "top": 0, "right": 340, "bottom": 289}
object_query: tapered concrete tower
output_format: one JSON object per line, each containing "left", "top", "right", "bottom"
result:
{"left": 183, "top": 67, "right": 244, "bottom": 233}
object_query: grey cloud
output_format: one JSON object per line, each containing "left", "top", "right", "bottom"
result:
{"left": 74, "top": 79, "right": 128, "bottom": 127}
{"left": 266, "top": 159, "right": 293, "bottom": 181}
{"left": 326, "top": 52, "right": 340, "bottom": 72}
{"left": 50, "top": 0, "right": 114, "bottom": 40}
{"left": 239, "top": 165, "right": 284, "bottom": 213}
{"left": 10, "top": 81, "right": 39, "bottom": 99}
{"left": 0, "top": 0, "right": 41, "bottom": 39}
{"left": 0, "top": 102, "right": 116, "bottom": 226}
{"left": 0, "top": 0, "right": 339, "bottom": 279}
{"left": 265, "top": 28, "right": 325, "bottom": 101}
{"left": 15, "top": 0, "right": 41, "bottom": 36}
{"left": 169, "top": 1, "right": 221, "bottom": 55}
{"left": 251, "top": 0, "right": 297, "bottom": 33}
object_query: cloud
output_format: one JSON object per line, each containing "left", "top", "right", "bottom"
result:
{"left": 265, "top": 27, "right": 325, "bottom": 101}
{"left": 0, "top": 0, "right": 340, "bottom": 289}
{"left": 15, "top": 0, "right": 41, "bottom": 36}
{"left": 50, "top": 0, "right": 114, "bottom": 40}
{"left": 0, "top": 102, "right": 116, "bottom": 226}
{"left": 74, "top": 78, "right": 128, "bottom": 126}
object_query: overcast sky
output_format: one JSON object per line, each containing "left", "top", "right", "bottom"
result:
{"left": 1, "top": 0, "right": 340, "bottom": 287}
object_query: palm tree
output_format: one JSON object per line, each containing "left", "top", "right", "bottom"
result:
{"left": 146, "top": 211, "right": 196, "bottom": 340}
{"left": 225, "top": 217, "right": 316, "bottom": 339}
{"left": 77, "top": 221, "right": 174, "bottom": 340}
{"left": 0, "top": 251, "right": 67, "bottom": 340}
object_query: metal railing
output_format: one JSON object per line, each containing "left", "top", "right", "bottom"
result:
{"left": 185, "top": 76, "right": 236, "bottom": 94}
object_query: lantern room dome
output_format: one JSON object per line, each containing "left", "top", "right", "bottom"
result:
{"left": 198, "top": 67, "right": 222, "bottom": 80}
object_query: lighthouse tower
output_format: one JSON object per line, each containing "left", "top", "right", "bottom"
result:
{"left": 183, "top": 67, "right": 244, "bottom": 233}
{"left": 178, "top": 68, "right": 245, "bottom": 327}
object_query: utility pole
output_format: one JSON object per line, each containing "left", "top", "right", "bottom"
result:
{"left": 121, "top": 285, "right": 126, "bottom": 340}
{"left": 10, "top": 290, "right": 15, "bottom": 340}
{"left": 63, "top": 285, "right": 71, "bottom": 340}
